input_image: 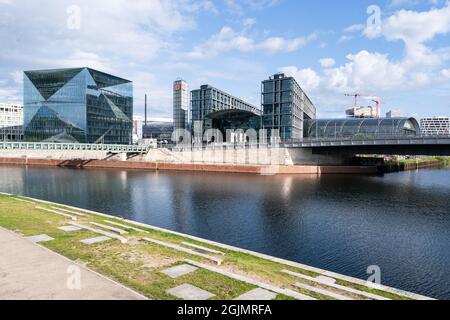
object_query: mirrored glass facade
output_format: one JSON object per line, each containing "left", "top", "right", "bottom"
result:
{"left": 262, "top": 73, "right": 316, "bottom": 140}
{"left": 24, "top": 68, "right": 133, "bottom": 144}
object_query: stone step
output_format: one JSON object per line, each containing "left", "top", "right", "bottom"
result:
{"left": 294, "top": 282, "right": 354, "bottom": 300}
{"left": 69, "top": 222, "right": 128, "bottom": 243}
{"left": 184, "top": 259, "right": 316, "bottom": 301}
{"left": 142, "top": 238, "right": 223, "bottom": 265}
{"left": 50, "top": 206, "right": 86, "bottom": 217}
{"left": 282, "top": 269, "right": 390, "bottom": 300}
{"left": 90, "top": 222, "right": 128, "bottom": 235}
{"left": 103, "top": 220, "right": 149, "bottom": 233}
{"left": 36, "top": 207, "right": 77, "bottom": 221}
{"left": 181, "top": 242, "right": 225, "bottom": 255}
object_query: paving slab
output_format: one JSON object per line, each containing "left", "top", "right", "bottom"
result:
{"left": 160, "top": 264, "right": 198, "bottom": 279}
{"left": 316, "top": 275, "right": 336, "bottom": 284}
{"left": 167, "top": 284, "right": 215, "bottom": 300}
{"left": 58, "top": 226, "right": 82, "bottom": 232}
{"left": 25, "top": 234, "right": 54, "bottom": 243}
{"left": 234, "top": 288, "right": 277, "bottom": 300}
{"left": 80, "top": 236, "right": 111, "bottom": 245}
{"left": 0, "top": 227, "right": 146, "bottom": 300}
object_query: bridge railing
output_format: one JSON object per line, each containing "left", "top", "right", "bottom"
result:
{"left": 282, "top": 135, "right": 450, "bottom": 147}
{"left": 0, "top": 142, "right": 149, "bottom": 153}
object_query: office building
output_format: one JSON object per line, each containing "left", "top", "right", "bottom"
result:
{"left": 191, "top": 84, "right": 262, "bottom": 137}
{"left": 346, "top": 106, "right": 378, "bottom": 118}
{"left": 173, "top": 79, "right": 189, "bottom": 130}
{"left": 0, "top": 103, "right": 23, "bottom": 141}
{"left": 23, "top": 67, "right": 133, "bottom": 144}
{"left": 420, "top": 117, "right": 450, "bottom": 136}
{"left": 262, "top": 73, "right": 316, "bottom": 140}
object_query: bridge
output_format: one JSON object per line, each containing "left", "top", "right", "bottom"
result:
{"left": 283, "top": 136, "right": 450, "bottom": 156}
{"left": 0, "top": 142, "right": 149, "bottom": 153}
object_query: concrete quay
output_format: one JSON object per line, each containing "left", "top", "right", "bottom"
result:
{"left": 0, "top": 227, "right": 146, "bottom": 300}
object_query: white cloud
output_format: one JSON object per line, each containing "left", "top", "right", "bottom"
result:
{"left": 186, "top": 27, "right": 317, "bottom": 59}
{"left": 338, "top": 35, "right": 353, "bottom": 43}
{"left": 279, "top": 66, "right": 320, "bottom": 91}
{"left": 319, "top": 58, "right": 336, "bottom": 68}
{"left": 344, "top": 24, "right": 365, "bottom": 33}
{"left": 242, "top": 18, "right": 257, "bottom": 27}
{"left": 284, "top": 3, "right": 450, "bottom": 100}
{"left": 225, "top": 0, "right": 280, "bottom": 15}
{"left": 0, "top": 0, "right": 210, "bottom": 108}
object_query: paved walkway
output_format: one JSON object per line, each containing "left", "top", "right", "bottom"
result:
{"left": 0, "top": 227, "right": 146, "bottom": 300}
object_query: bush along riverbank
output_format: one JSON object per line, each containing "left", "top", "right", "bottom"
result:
{"left": 0, "top": 193, "right": 433, "bottom": 300}
{"left": 379, "top": 156, "right": 450, "bottom": 173}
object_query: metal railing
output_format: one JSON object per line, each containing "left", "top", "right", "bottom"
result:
{"left": 0, "top": 142, "right": 149, "bottom": 153}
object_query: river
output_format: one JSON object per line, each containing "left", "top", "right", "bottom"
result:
{"left": 0, "top": 164, "right": 449, "bottom": 299}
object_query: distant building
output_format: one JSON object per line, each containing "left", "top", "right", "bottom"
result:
{"left": 262, "top": 73, "right": 316, "bottom": 140}
{"left": 386, "top": 110, "right": 403, "bottom": 118}
{"left": 23, "top": 68, "right": 133, "bottom": 144}
{"left": 346, "top": 106, "right": 377, "bottom": 118}
{"left": 420, "top": 117, "right": 450, "bottom": 136}
{"left": 143, "top": 121, "right": 174, "bottom": 142}
{"left": 173, "top": 79, "right": 189, "bottom": 130}
{"left": 0, "top": 103, "right": 23, "bottom": 141}
{"left": 132, "top": 116, "right": 144, "bottom": 143}
{"left": 191, "top": 84, "right": 261, "bottom": 140}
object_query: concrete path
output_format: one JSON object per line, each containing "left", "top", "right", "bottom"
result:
{"left": 0, "top": 227, "right": 146, "bottom": 300}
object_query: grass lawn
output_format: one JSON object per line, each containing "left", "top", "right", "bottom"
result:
{"left": 0, "top": 194, "right": 418, "bottom": 300}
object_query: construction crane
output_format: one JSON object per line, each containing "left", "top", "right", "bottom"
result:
{"left": 345, "top": 93, "right": 382, "bottom": 118}
{"left": 344, "top": 93, "right": 371, "bottom": 108}
{"left": 370, "top": 98, "right": 382, "bottom": 118}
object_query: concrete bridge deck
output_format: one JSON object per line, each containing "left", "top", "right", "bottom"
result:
{"left": 283, "top": 136, "right": 450, "bottom": 156}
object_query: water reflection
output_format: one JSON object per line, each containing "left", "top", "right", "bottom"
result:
{"left": 0, "top": 165, "right": 449, "bottom": 299}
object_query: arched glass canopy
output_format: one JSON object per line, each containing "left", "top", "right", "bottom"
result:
{"left": 305, "top": 118, "right": 420, "bottom": 139}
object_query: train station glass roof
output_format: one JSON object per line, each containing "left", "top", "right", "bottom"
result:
{"left": 305, "top": 117, "right": 420, "bottom": 139}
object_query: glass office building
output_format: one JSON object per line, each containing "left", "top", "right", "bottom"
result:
{"left": 262, "top": 73, "right": 316, "bottom": 140}
{"left": 191, "top": 84, "right": 262, "bottom": 136}
{"left": 23, "top": 68, "right": 133, "bottom": 144}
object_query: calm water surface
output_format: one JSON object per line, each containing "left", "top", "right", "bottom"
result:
{"left": 0, "top": 164, "right": 449, "bottom": 299}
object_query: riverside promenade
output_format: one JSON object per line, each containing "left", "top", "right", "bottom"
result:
{"left": 0, "top": 227, "right": 146, "bottom": 300}
{"left": 0, "top": 193, "right": 433, "bottom": 300}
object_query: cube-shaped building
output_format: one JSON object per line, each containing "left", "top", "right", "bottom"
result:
{"left": 23, "top": 68, "right": 133, "bottom": 144}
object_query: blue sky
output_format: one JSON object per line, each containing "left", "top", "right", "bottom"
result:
{"left": 0, "top": 0, "right": 449, "bottom": 120}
